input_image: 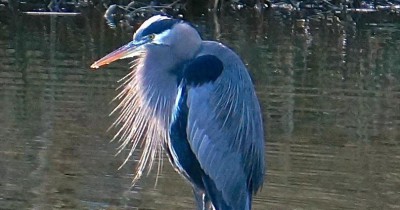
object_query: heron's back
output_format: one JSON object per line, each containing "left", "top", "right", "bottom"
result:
{"left": 169, "top": 41, "right": 265, "bottom": 210}
{"left": 197, "top": 40, "right": 265, "bottom": 195}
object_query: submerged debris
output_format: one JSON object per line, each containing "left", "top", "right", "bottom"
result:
{"left": 1, "top": 0, "right": 400, "bottom": 24}
{"left": 102, "top": 0, "right": 184, "bottom": 29}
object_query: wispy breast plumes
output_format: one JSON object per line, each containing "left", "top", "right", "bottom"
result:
{"left": 110, "top": 51, "right": 171, "bottom": 184}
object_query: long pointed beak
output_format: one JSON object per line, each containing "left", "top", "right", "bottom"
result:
{"left": 90, "top": 38, "right": 150, "bottom": 69}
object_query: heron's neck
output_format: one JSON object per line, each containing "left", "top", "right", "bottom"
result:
{"left": 135, "top": 48, "right": 184, "bottom": 130}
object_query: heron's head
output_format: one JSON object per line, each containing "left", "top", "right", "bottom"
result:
{"left": 91, "top": 15, "right": 202, "bottom": 69}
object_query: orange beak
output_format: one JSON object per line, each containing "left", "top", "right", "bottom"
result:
{"left": 90, "top": 37, "right": 151, "bottom": 69}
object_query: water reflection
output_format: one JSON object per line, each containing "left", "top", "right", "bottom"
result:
{"left": 0, "top": 11, "right": 399, "bottom": 209}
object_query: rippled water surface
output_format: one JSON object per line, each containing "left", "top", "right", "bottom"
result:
{"left": 1, "top": 10, "right": 399, "bottom": 210}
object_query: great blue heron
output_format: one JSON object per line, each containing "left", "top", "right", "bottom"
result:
{"left": 91, "top": 15, "right": 265, "bottom": 210}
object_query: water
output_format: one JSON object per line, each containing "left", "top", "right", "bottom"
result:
{"left": 1, "top": 10, "right": 399, "bottom": 210}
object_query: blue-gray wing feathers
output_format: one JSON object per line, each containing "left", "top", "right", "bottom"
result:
{"left": 171, "top": 41, "right": 265, "bottom": 210}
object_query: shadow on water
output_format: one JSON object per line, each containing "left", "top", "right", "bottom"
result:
{"left": 0, "top": 9, "right": 399, "bottom": 210}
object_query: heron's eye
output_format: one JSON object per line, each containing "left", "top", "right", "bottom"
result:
{"left": 148, "top": 34, "right": 156, "bottom": 40}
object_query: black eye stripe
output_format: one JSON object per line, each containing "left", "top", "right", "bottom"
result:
{"left": 140, "top": 19, "right": 180, "bottom": 38}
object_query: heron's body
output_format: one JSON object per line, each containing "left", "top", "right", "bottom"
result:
{"left": 91, "top": 15, "right": 265, "bottom": 210}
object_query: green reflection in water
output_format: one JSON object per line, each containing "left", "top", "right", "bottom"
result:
{"left": 0, "top": 11, "right": 399, "bottom": 210}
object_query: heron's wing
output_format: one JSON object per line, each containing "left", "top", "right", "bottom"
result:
{"left": 179, "top": 54, "right": 265, "bottom": 209}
